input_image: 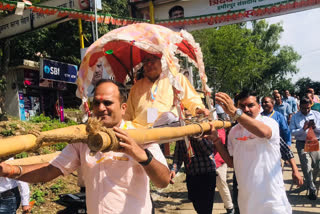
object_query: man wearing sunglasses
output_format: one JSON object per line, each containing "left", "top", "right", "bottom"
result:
{"left": 0, "top": 79, "right": 171, "bottom": 214}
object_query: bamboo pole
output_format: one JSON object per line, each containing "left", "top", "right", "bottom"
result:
{"left": 0, "top": 121, "right": 231, "bottom": 158}
{"left": 0, "top": 125, "right": 87, "bottom": 158}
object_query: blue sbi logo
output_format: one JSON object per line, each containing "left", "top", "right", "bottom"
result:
{"left": 44, "top": 65, "right": 50, "bottom": 74}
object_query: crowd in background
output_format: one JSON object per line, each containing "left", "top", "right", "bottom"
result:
{"left": 168, "top": 87, "right": 320, "bottom": 214}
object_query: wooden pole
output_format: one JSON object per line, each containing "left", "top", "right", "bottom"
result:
{"left": 0, "top": 125, "right": 87, "bottom": 158}
{"left": 0, "top": 121, "right": 231, "bottom": 158}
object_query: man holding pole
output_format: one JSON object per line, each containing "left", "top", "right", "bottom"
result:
{"left": 0, "top": 79, "right": 170, "bottom": 214}
{"left": 215, "top": 90, "right": 291, "bottom": 214}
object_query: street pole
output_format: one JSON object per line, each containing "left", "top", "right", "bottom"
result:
{"left": 94, "top": 0, "right": 98, "bottom": 41}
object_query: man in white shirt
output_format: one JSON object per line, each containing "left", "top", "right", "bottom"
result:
{"left": 290, "top": 95, "right": 320, "bottom": 200}
{"left": 0, "top": 80, "right": 170, "bottom": 214}
{"left": 215, "top": 90, "right": 291, "bottom": 214}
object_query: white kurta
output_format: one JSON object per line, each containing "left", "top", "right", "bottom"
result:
{"left": 228, "top": 115, "right": 292, "bottom": 214}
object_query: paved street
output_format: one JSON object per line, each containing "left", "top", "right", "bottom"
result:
{"left": 153, "top": 143, "right": 320, "bottom": 214}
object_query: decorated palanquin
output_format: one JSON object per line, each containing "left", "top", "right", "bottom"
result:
{"left": 76, "top": 23, "right": 211, "bottom": 120}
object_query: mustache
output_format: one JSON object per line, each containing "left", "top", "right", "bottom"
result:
{"left": 95, "top": 113, "right": 111, "bottom": 118}
{"left": 244, "top": 112, "right": 253, "bottom": 117}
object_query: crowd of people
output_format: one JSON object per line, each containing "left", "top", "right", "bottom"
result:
{"left": 0, "top": 52, "right": 319, "bottom": 214}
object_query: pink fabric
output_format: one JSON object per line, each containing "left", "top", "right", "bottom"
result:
{"left": 51, "top": 122, "right": 168, "bottom": 214}
{"left": 214, "top": 129, "right": 226, "bottom": 169}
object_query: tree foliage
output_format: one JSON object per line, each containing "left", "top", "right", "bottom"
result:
{"left": 295, "top": 77, "right": 320, "bottom": 98}
{"left": 192, "top": 20, "right": 301, "bottom": 96}
{"left": 2, "top": 0, "right": 129, "bottom": 67}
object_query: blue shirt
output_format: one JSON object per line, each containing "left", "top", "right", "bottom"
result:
{"left": 274, "top": 102, "right": 292, "bottom": 122}
{"left": 283, "top": 96, "right": 297, "bottom": 113}
{"left": 290, "top": 110, "right": 320, "bottom": 141}
{"left": 215, "top": 104, "right": 224, "bottom": 114}
{"left": 261, "top": 110, "right": 292, "bottom": 146}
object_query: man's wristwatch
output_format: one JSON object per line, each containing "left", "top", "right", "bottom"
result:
{"left": 231, "top": 108, "right": 243, "bottom": 121}
{"left": 139, "top": 149, "right": 153, "bottom": 166}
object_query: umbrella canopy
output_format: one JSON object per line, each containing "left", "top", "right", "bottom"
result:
{"left": 76, "top": 23, "right": 209, "bottom": 102}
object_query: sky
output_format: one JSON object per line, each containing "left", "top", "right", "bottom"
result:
{"left": 266, "top": 7, "right": 320, "bottom": 84}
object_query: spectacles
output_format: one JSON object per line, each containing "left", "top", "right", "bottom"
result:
{"left": 92, "top": 99, "right": 112, "bottom": 107}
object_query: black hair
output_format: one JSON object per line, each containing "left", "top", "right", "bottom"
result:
{"left": 94, "top": 79, "right": 127, "bottom": 103}
{"left": 169, "top": 5, "right": 184, "bottom": 18}
{"left": 235, "top": 89, "right": 259, "bottom": 105}
{"left": 262, "top": 96, "right": 275, "bottom": 104}
{"left": 307, "top": 88, "right": 313, "bottom": 94}
{"left": 300, "top": 96, "right": 311, "bottom": 105}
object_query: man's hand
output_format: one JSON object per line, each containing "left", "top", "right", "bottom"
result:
{"left": 309, "top": 120, "right": 316, "bottom": 129}
{"left": 215, "top": 92, "right": 237, "bottom": 116}
{"left": 113, "top": 126, "right": 148, "bottom": 162}
{"left": 203, "top": 122, "right": 219, "bottom": 142}
{"left": 22, "top": 205, "right": 31, "bottom": 214}
{"left": 303, "top": 121, "right": 310, "bottom": 130}
{"left": 169, "top": 171, "right": 176, "bottom": 184}
{"left": 196, "top": 108, "right": 210, "bottom": 117}
{"left": 0, "top": 162, "right": 14, "bottom": 177}
{"left": 292, "top": 169, "right": 303, "bottom": 187}
{"left": 204, "top": 123, "right": 234, "bottom": 168}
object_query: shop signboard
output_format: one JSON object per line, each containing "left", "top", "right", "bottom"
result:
{"left": 40, "top": 58, "right": 78, "bottom": 84}
{"left": 133, "top": 0, "right": 320, "bottom": 31}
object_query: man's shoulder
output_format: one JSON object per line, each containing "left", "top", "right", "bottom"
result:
{"left": 275, "top": 110, "right": 286, "bottom": 119}
{"left": 292, "top": 111, "right": 302, "bottom": 119}
{"left": 261, "top": 115, "right": 277, "bottom": 123}
{"left": 229, "top": 123, "right": 242, "bottom": 135}
{"left": 311, "top": 109, "right": 320, "bottom": 116}
{"left": 132, "top": 78, "right": 144, "bottom": 87}
{"left": 284, "top": 102, "right": 290, "bottom": 107}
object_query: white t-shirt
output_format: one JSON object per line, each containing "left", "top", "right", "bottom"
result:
{"left": 51, "top": 121, "right": 168, "bottom": 214}
{"left": 228, "top": 115, "right": 292, "bottom": 214}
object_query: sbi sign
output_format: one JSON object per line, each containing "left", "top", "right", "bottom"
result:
{"left": 41, "top": 58, "right": 78, "bottom": 84}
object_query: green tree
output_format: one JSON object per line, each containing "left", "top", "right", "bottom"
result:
{"left": 295, "top": 77, "right": 320, "bottom": 98}
{"left": 193, "top": 24, "right": 268, "bottom": 95}
{"left": 192, "top": 20, "right": 301, "bottom": 96}
{"left": 250, "top": 20, "right": 301, "bottom": 94}
{"left": 8, "top": 0, "right": 129, "bottom": 66}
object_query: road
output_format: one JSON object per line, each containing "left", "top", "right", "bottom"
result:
{"left": 152, "top": 143, "right": 320, "bottom": 214}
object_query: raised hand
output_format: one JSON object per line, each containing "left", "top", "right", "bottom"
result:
{"left": 215, "top": 92, "right": 237, "bottom": 116}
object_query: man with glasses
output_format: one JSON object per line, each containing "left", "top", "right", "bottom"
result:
{"left": 290, "top": 96, "right": 320, "bottom": 200}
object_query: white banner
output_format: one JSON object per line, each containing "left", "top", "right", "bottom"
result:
{"left": 0, "top": 0, "right": 89, "bottom": 39}
{"left": 134, "top": 0, "right": 320, "bottom": 31}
